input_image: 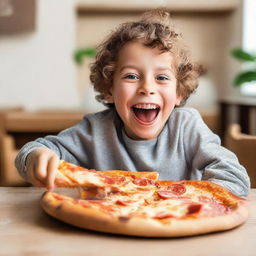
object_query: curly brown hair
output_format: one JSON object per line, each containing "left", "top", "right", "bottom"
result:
{"left": 90, "top": 9, "right": 201, "bottom": 106}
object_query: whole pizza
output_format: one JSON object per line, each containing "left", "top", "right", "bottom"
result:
{"left": 41, "top": 161, "right": 249, "bottom": 237}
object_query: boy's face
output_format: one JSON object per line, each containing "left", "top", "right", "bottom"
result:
{"left": 110, "top": 41, "right": 182, "bottom": 140}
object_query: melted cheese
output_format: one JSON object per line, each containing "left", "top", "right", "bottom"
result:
{"left": 75, "top": 172, "right": 105, "bottom": 186}
{"left": 135, "top": 201, "right": 205, "bottom": 219}
{"left": 58, "top": 164, "right": 228, "bottom": 220}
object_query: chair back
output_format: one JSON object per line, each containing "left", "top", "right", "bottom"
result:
{"left": 225, "top": 124, "right": 256, "bottom": 188}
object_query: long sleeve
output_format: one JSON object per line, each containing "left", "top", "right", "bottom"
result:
{"left": 15, "top": 112, "right": 98, "bottom": 182}
{"left": 15, "top": 109, "right": 125, "bottom": 182}
{"left": 15, "top": 107, "right": 251, "bottom": 197}
{"left": 182, "top": 109, "right": 250, "bottom": 197}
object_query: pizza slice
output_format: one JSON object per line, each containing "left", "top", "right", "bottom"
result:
{"left": 137, "top": 180, "right": 245, "bottom": 220}
{"left": 55, "top": 160, "right": 159, "bottom": 197}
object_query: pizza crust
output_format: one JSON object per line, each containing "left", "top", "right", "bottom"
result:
{"left": 41, "top": 191, "right": 249, "bottom": 237}
{"left": 100, "top": 170, "right": 159, "bottom": 180}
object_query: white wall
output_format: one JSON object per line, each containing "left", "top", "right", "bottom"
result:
{"left": 242, "top": 0, "right": 256, "bottom": 51}
{"left": 0, "top": 0, "right": 79, "bottom": 110}
{"left": 240, "top": 0, "right": 256, "bottom": 96}
{"left": 0, "top": 0, "right": 247, "bottom": 112}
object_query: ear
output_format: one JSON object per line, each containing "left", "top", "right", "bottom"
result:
{"left": 105, "top": 95, "right": 114, "bottom": 103}
{"left": 175, "top": 82, "right": 183, "bottom": 106}
{"left": 175, "top": 95, "right": 183, "bottom": 106}
{"left": 104, "top": 90, "right": 114, "bottom": 103}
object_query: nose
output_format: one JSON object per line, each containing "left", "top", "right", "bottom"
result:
{"left": 137, "top": 78, "right": 156, "bottom": 95}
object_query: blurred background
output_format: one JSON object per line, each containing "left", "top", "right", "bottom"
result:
{"left": 0, "top": 0, "right": 254, "bottom": 110}
{"left": 0, "top": 0, "right": 256, "bottom": 186}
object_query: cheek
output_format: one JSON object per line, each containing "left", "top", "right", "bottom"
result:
{"left": 113, "top": 83, "right": 133, "bottom": 101}
{"left": 162, "top": 94, "right": 180, "bottom": 111}
{"left": 163, "top": 86, "right": 178, "bottom": 101}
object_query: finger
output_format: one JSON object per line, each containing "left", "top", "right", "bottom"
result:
{"left": 28, "top": 165, "right": 45, "bottom": 187}
{"left": 46, "top": 156, "right": 60, "bottom": 190}
{"left": 34, "top": 155, "right": 48, "bottom": 184}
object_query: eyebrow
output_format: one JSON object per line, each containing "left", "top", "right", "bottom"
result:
{"left": 156, "top": 67, "right": 173, "bottom": 72}
{"left": 119, "top": 65, "right": 139, "bottom": 72}
{"left": 119, "top": 65, "right": 173, "bottom": 73}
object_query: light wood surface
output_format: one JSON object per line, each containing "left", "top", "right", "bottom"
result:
{"left": 0, "top": 187, "right": 255, "bottom": 256}
{"left": 76, "top": 0, "right": 240, "bottom": 12}
{"left": 4, "top": 110, "right": 85, "bottom": 132}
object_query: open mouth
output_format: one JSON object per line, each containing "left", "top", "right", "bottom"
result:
{"left": 132, "top": 103, "right": 160, "bottom": 124}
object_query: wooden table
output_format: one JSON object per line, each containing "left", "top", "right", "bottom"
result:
{"left": 1, "top": 187, "right": 255, "bottom": 256}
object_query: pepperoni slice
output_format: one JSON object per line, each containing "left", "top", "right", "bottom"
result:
{"left": 116, "top": 200, "right": 135, "bottom": 206}
{"left": 167, "top": 184, "right": 186, "bottom": 195}
{"left": 103, "top": 176, "right": 126, "bottom": 185}
{"left": 133, "top": 178, "right": 154, "bottom": 186}
{"left": 117, "top": 176, "right": 126, "bottom": 183}
{"left": 199, "top": 196, "right": 228, "bottom": 216}
{"left": 157, "top": 190, "right": 174, "bottom": 199}
{"left": 103, "top": 176, "right": 115, "bottom": 184}
{"left": 187, "top": 204, "right": 202, "bottom": 214}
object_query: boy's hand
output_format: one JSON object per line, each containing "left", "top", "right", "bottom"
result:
{"left": 26, "top": 147, "right": 60, "bottom": 190}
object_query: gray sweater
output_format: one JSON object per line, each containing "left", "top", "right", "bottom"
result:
{"left": 15, "top": 107, "right": 250, "bottom": 197}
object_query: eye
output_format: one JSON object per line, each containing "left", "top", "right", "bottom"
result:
{"left": 123, "top": 74, "right": 139, "bottom": 80}
{"left": 156, "top": 75, "right": 169, "bottom": 81}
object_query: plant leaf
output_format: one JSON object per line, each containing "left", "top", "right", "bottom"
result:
{"left": 74, "top": 47, "right": 96, "bottom": 65}
{"left": 231, "top": 48, "right": 256, "bottom": 62}
{"left": 234, "top": 70, "right": 256, "bottom": 86}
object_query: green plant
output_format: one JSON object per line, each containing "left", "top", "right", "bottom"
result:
{"left": 231, "top": 48, "right": 256, "bottom": 87}
{"left": 74, "top": 47, "right": 96, "bottom": 65}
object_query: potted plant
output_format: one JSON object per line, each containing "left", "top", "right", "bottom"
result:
{"left": 231, "top": 48, "right": 256, "bottom": 87}
{"left": 74, "top": 47, "right": 96, "bottom": 65}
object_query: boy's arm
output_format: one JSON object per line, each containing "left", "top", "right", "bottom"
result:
{"left": 15, "top": 119, "right": 92, "bottom": 183}
{"left": 15, "top": 140, "right": 61, "bottom": 182}
{"left": 184, "top": 109, "right": 250, "bottom": 197}
{"left": 192, "top": 138, "right": 250, "bottom": 197}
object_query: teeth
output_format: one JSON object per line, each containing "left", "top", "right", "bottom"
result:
{"left": 133, "top": 104, "right": 159, "bottom": 109}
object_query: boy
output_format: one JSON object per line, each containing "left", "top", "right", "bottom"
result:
{"left": 15, "top": 10, "right": 250, "bottom": 197}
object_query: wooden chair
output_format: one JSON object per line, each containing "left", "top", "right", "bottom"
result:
{"left": 201, "top": 111, "right": 220, "bottom": 136}
{"left": 0, "top": 108, "right": 85, "bottom": 186}
{"left": 225, "top": 124, "right": 256, "bottom": 188}
{"left": 0, "top": 107, "right": 28, "bottom": 186}
{"left": 0, "top": 135, "right": 27, "bottom": 186}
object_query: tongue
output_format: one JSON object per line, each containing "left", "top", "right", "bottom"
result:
{"left": 133, "top": 108, "right": 158, "bottom": 123}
